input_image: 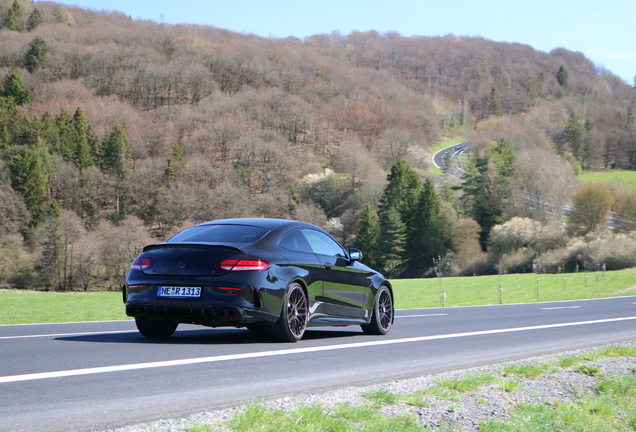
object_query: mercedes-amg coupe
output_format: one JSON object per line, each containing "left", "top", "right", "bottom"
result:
{"left": 123, "top": 218, "right": 394, "bottom": 342}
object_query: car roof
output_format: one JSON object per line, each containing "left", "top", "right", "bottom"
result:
{"left": 198, "top": 218, "right": 317, "bottom": 231}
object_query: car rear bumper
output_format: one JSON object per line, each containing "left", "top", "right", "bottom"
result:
{"left": 125, "top": 299, "right": 253, "bottom": 327}
{"left": 124, "top": 282, "right": 281, "bottom": 327}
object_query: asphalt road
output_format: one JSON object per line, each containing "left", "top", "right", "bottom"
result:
{"left": 2, "top": 297, "right": 636, "bottom": 432}
{"left": 433, "top": 141, "right": 469, "bottom": 173}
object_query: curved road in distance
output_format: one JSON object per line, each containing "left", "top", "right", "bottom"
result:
{"left": 2, "top": 296, "right": 636, "bottom": 432}
{"left": 433, "top": 141, "right": 469, "bottom": 171}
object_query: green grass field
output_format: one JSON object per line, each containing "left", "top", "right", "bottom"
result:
{"left": 578, "top": 170, "right": 636, "bottom": 192}
{"left": 0, "top": 290, "right": 128, "bottom": 325}
{"left": 427, "top": 137, "right": 467, "bottom": 155}
{"left": 1, "top": 268, "right": 635, "bottom": 325}
{"left": 393, "top": 268, "right": 636, "bottom": 309}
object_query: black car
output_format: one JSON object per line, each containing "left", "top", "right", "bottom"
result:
{"left": 124, "top": 218, "right": 393, "bottom": 342}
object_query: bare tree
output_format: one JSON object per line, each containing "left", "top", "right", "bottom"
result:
{"left": 488, "top": 217, "right": 542, "bottom": 261}
{"left": 72, "top": 229, "right": 102, "bottom": 290}
{"left": 59, "top": 210, "right": 86, "bottom": 290}
{"left": 513, "top": 148, "right": 578, "bottom": 221}
{"left": 378, "top": 128, "right": 417, "bottom": 168}
{"left": 100, "top": 216, "right": 154, "bottom": 288}
{"left": 566, "top": 182, "right": 616, "bottom": 236}
{"left": 332, "top": 138, "right": 381, "bottom": 191}
{"left": 448, "top": 217, "right": 485, "bottom": 273}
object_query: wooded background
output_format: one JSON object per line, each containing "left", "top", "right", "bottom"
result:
{"left": 1, "top": 0, "right": 635, "bottom": 290}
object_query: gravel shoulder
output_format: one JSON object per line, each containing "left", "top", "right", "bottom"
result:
{"left": 104, "top": 340, "right": 636, "bottom": 432}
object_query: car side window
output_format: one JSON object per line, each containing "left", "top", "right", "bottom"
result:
{"left": 301, "top": 230, "right": 346, "bottom": 258}
{"left": 279, "top": 229, "right": 314, "bottom": 253}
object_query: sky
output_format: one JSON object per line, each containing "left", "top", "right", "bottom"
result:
{"left": 56, "top": 0, "right": 636, "bottom": 85}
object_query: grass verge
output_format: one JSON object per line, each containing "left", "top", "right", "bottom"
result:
{"left": 578, "top": 170, "right": 636, "bottom": 193}
{"left": 480, "top": 376, "right": 636, "bottom": 431}
{"left": 428, "top": 137, "right": 468, "bottom": 155}
{"left": 392, "top": 268, "right": 636, "bottom": 309}
{"left": 209, "top": 345, "right": 636, "bottom": 432}
{"left": 0, "top": 289, "right": 128, "bottom": 325}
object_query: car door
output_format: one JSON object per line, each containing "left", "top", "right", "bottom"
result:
{"left": 301, "top": 229, "right": 371, "bottom": 318}
{"left": 277, "top": 229, "right": 325, "bottom": 314}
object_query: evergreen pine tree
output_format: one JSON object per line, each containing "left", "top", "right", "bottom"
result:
{"left": 9, "top": 146, "right": 49, "bottom": 227}
{"left": 69, "top": 108, "right": 100, "bottom": 162}
{"left": 172, "top": 143, "right": 184, "bottom": 163}
{"left": 0, "top": 123, "right": 9, "bottom": 149}
{"left": 72, "top": 134, "right": 94, "bottom": 169}
{"left": 490, "top": 138, "right": 515, "bottom": 179}
{"left": 26, "top": 8, "right": 43, "bottom": 31}
{"left": 490, "top": 87, "right": 503, "bottom": 116}
{"left": 55, "top": 108, "right": 76, "bottom": 161}
{"left": 352, "top": 203, "right": 381, "bottom": 269}
{"left": 71, "top": 107, "right": 95, "bottom": 169}
{"left": 461, "top": 139, "right": 515, "bottom": 248}
{"left": 163, "top": 158, "right": 178, "bottom": 185}
{"left": 100, "top": 123, "right": 132, "bottom": 178}
{"left": 33, "top": 111, "right": 60, "bottom": 152}
{"left": 564, "top": 113, "right": 584, "bottom": 159}
{"left": 0, "top": 96, "right": 18, "bottom": 148}
{"left": 2, "top": 0, "right": 22, "bottom": 32}
{"left": 1, "top": 69, "right": 33, "bottom": 105}
{"left": 378, "top": 159, "right": 421, "bottom": 222}
{"left": 557, "top": 65, "right": 569, "bottom": 87}
{"left": 378, "top": 206, "right": 406, "bottom": 277}
{"left": 403, "top": 177, "right": 446, "bottom": 269}
{"left": 24, "top": 37, "right": 49, "bottom": 73}
{"left": 376, "top": 159, "right": 422, "bottom": 273}
{"left": 10, "top": 112, "right": 38, "bottom": 146}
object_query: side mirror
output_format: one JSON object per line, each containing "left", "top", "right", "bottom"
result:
{"left": 349, "top": 248, "right": 363, "bottom": 261}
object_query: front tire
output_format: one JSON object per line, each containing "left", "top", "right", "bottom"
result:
{"left": 268, "top": 282, "right": 308, "bottom": 342}
{"left": 135, "top": 317, "right": 178, "bottom": 339}
{"left": 361, "top": 285, "right": 393, "bottom": 335}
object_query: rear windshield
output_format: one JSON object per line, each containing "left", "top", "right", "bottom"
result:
{"left": 167, "top": 225, "right": 268, "bottom": 244}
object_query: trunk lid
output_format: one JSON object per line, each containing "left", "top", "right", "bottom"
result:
{"left": 139, "top": 243, "right": 244, "bottom": 276}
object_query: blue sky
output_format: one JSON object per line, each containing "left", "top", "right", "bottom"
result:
{"left": 56, "top": 0, "right": 636, "bottom": 85}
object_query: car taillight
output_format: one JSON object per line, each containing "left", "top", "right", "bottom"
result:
{"left": 218, "top": 286, "right": 242, "bottom": 291}
{"left": 131, "top": 256, "right": 153, "bottom": 271}
{"left": 219, "top": 259, "right": 270, "bottom": 271}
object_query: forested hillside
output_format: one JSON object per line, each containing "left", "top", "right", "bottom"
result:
{"left": 1, "top": 0, "right": 635, "bottom": 289}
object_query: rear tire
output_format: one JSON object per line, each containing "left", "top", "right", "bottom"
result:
{"left": 268, "top": 282, "right": 307, "bottom": 342}
{"left": 135, "top": 317, "right": 178, "bottom": 338}
{"left": 361, "top": 285, "right": 393, "bottom": 335}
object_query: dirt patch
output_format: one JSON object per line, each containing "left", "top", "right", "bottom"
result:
{"left": 612, "top": 286, "right": 636, "bottom": 295}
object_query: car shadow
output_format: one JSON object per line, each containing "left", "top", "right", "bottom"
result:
{"left": 55, "top": 328, "right": 363, "bottom": 345}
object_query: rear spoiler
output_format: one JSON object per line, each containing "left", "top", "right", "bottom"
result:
{"left": 142, "top": 243, "right": 245, "bottom": 253}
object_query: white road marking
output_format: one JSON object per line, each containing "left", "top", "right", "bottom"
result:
{"left": 2, "top": 315, "right": 636, "bottom": 384}
{"left": 0, "top": 330, "right": 138, "bottom": 340}
{"left": 541, "top": 306, "right": 581, "bottom": 310}
{"left": 396, "top": 314, "right": 448, "bottom": 318}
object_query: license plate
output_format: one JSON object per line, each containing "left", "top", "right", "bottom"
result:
{"left": 157, "top": 286, "right": 201, "bottom": 298}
